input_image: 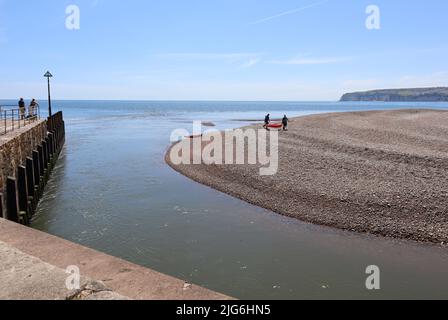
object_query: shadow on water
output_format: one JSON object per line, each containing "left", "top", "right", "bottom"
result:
{"left": 31, "top": 101, "right": 448, "bottom": 299}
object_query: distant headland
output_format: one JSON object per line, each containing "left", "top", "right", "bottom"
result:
{"left": 340, "top": 87, "right": 448, "bottom": 102}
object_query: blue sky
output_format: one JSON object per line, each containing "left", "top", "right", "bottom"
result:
{"left": 0, "top": 0, "right": 447, "bottom": 100}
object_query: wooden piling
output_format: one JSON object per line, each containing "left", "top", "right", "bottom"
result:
{"left": 45, "top": 137, "right": 53, "bottom": 172}
{"left": 6, "top": 177, "right": 19, "bottom": 223}
{"left": 17, "top": 166, "right": 28, "bottom": 211}
{"left": 26, "top": 157, "right": 36, "bottom": 213}
{"left": 42, "top": 140, "right": 50, "bottom": 184}
{"left": 0, "top": 193, "right": 3, "bottom": 219}
{"left": 48, "top": 132, "right": 55, "bottom": 157}
{"left": 37, "top": 145, "right": 44, "bottom": 178}
{"left": 32, "top": 151, "right": 40, "bottom": 194}
{"left": 26, "top": 157, "right": 35, "bottom": 198}
{"left": 37, "top": 145, "right": 45, "bottom": 193}
{"left": 17, "top": 166, "right": 29, "bottom": 224}
{"left": 42, "top": 140, "right": 48, "bottom": 170}
{"left": 46, "top": 136, "right": 51, "bottom": 156}
{"left": 55, "top": 129, "right": 60, "bottom": 152}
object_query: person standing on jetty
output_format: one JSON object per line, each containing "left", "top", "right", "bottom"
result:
{"left": 282, "top": 115, "right": 289, "bottom": 131}
{"left": 18, "top": 98, "right": 26, "bottom": 120}
{"left": 263, "top": 114, "right": 270, "bottom": 129}
{"left": 29, "top": 99, "right": 39, "bottom": 118}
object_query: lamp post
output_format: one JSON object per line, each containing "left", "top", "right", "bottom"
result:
{"left": 44, "top": 71, "right": 53, "bottom": 117}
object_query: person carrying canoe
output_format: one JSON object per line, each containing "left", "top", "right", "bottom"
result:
{"left": 282, "top": 115, "right": 289, "bottom": 131}
{"left": 263, "top": 114, "right": 270, "bottom": 129}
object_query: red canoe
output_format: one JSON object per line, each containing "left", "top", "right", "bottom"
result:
{"left": 267, "top": 123, "right": 282, "bottom": 129}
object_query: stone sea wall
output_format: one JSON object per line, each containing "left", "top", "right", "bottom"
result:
{"left": 0, "top": 121, "right": 47, "bottom": 195}
{"left": 0, "top": 112, "right": 65, "bottom": 223}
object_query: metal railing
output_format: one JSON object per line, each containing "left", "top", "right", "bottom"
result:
{"left": 0, "top": 105, "right": 41, "bottom": 136}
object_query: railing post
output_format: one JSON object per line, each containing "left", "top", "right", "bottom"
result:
{"left": 0, "top": 106, "right": 43, "bottom": 136}
{"left": 6, "top": 177, "right": 19, "bottom": 223}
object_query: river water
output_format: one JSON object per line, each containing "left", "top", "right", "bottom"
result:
{"left": 10, "top": 100, "right": 448, "bottom": 299}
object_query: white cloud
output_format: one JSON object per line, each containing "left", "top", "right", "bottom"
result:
{"left": 156, "top": 52, "right": 264, "bottom": 68}
{"left": 156, "top": 52, "right": 261, "bottom": 62}
{"left": 250, "top": 0, "right": 329, "bottom": 25}
{"left": 271, "top": 56, "right": 351, "bottom": 65}
{"left": 156, "top": 52, "right": 351, "bottom": 68}
{"left": 241, "top": 58, "right": 261, "bottom": 68}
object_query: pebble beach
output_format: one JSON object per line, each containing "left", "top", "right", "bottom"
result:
{"left": 167, "top": 109, "right": 448, "bottom": 244}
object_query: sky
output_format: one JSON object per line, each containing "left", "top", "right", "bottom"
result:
{"left": 0, "top": 0, "right": 447, "bottom": 101}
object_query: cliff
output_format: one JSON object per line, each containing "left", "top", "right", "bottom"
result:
{"left": 340, "top": 87, "right": 448, "bottom": 102}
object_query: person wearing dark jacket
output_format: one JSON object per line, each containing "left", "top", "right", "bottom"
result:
{"left": 263, "top": 114, "right": 270, "bottom": 129}
{"left": 18, "top": 98, "right": 26, "bottom": 120}
{"left": 282, "top": 115, "right": 289, "bottom": 131}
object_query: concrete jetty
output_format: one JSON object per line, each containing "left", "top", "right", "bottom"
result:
{"left": 0, "top": 218, "right": 230, "bottom": 300}
{"left": 0, "top": 239, "right": 129, "bottom": 300}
